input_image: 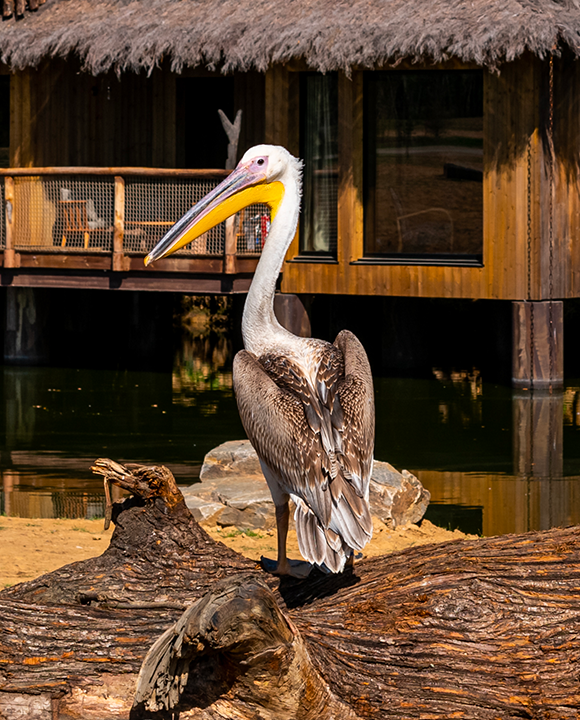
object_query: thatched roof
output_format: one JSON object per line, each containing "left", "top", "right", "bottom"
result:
{"left": 2, "top": 0, "right": 580, "bottom": 75}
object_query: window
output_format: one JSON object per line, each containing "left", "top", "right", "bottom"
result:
{"left": 364, "top": 71, "right": 483, "bottom": 263}
{"left": 300, "top": 73, "right": 338, "bottom": 256}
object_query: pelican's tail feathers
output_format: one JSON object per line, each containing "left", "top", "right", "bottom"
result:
{"left": 329, "top": 476, "right": 373, "bottom": 551}
{"left": 293, "top": 496, "right": 369, "bottom": 574}
{"left": 294, "top": 500, "right": 328, "bottom": 566}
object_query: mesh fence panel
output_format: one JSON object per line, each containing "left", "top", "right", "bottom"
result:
{"left": 9, "top": 175, "right": 270, "bottom": 258}
{"left": 236, "top": 203, "right": 271, "bottom": 254}
{"left": 13, "top": 177, "right": 114, "bottom": 252}
{"left": 125, "top": 178, "right": 225, "bottom": 255}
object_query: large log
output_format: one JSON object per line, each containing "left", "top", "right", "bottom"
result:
{"left": 1, "top": 460, "right": 580, "bottom": 719}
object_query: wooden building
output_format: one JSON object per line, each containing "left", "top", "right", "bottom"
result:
{"left": 0, "top": 0, "right": 580, "bottom": 385}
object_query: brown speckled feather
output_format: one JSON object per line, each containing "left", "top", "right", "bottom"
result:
{"left": 233, "top": 329, "right": 374, "bottom": 571}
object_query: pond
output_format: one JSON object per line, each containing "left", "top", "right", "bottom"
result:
{"left": 2, "top": 354, "right": 580, "bottom": 536}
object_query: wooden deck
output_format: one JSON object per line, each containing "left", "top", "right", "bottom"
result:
{"left": 0, "top": 167, "right": 265, "bottom": 293}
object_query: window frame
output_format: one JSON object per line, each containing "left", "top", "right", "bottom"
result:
{"left": 361, "top": 68, "right": 485, "bottom": 267}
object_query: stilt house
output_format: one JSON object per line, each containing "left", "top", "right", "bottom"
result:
{"left": 0, "top": 0, "right": 579, "bottom": 385}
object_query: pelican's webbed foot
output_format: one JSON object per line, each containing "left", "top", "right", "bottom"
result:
{"left": 260, "top": 556, "right": 312, "bottom": 579}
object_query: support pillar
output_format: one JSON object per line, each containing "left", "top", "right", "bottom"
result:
{"left": 512, "top": 300, "right": 563, "bottom": 389}
{"left": 274, "top": 294, "right": 311, "bottom": 338}
{"left": 4, "top": 287, "right": 49, "bottom": 365}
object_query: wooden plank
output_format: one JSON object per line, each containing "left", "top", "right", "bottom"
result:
{"left": 0, "top": 269, "right": 246, "bottom": 293}
{"left": 17, "top": 253, "right": 112, "bottom": 270}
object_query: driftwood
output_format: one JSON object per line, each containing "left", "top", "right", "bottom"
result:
{"left": 1, "top": 460, "right": 580, "bottom": 719}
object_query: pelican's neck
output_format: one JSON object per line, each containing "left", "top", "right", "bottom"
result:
{"left": 242, "top": 171, "right": 301, "bottom": 357}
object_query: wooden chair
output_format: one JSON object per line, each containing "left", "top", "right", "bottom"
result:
{"left": 60, "top": 200, "right": 91, "bottom": 249}
{"left": 60, "top": 199, "right": 109, "bottom": 249}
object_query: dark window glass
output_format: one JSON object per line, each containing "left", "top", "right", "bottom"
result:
{"left": 364, "top": 71, "right": 483, "bottom": 260}
{"left": 300, "top": 73, "right": 338, "bottom": 256}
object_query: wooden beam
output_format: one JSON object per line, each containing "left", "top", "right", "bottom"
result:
{"left": 0, "top": 167, "right": 230, "bottom": 178}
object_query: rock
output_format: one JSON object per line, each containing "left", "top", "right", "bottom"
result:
{"left": 369, "top": 464, "right": 431, "bottom": 528}
{"left": 215, "top": 503, "right": 274, "bottom": 531}
{"left": 185, "top": 440, "right": 430, "bottom": 532}
{"left": 199, "top": 439, "right": 262, "bottom": 480}
{"left": 181, "top": 494, "right": 225, "bottom": 523}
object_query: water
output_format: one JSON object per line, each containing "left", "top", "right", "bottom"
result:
{"left": 2, "top": 359, "right": 580, "bottom": 537}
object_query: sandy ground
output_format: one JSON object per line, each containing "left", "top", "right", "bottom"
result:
{"left": 0, "top": 514, "right": 473, "bottom": 589}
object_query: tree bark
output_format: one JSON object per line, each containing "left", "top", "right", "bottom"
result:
{"left": 1, "top": 460, "right": 580, "bottom": 719}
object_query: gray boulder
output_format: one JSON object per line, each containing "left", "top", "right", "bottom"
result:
{"left": 183, "top": 440, "right": 430, "bottom": 531}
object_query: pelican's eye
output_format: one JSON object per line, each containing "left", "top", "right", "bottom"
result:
{"left": 248, "top": 155, "right": 269, "bottom": 175}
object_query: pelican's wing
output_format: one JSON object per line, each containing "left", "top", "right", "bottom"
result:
{"left": 233, "top": 348, "right": 333, "bottom": 528}
{"left": 333, "top": 329, "right": 375, "bottom": 499}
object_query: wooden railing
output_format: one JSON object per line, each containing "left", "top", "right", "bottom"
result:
{"left": 0, "top": 167, "right": 269, "bottom": 274}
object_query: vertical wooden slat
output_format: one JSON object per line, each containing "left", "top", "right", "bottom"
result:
{"left": 152, "top": 66, "right": 176, "bottom": 168}
{"left": 9, "top": 73, "right": 19, "bottom": 167}
{"left": 12, "top": 70, "right": 32, "bottom": 167}
{"left": 21, "top": 69, "right": 32, "bottom": 166}
{"left": 265, "top": 65, "right": 289, "bottom": 146}
{"left": 234, "top": 72, "right": 266, "bottom": 159}
{"left": 112, "top": 175, "right": 126, "bottom": 272}
{"left": 338, "top": 71, "right": 353, "bottom": 269}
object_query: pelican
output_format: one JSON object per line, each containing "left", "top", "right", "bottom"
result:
{"left": 145, "top": 145, "right": 374, "bottom": 577}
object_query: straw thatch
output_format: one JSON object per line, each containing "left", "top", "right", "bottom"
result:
{"left": 1, "top": 0, "right": 580, "bottom": 75}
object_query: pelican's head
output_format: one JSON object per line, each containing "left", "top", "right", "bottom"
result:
{"left": 144, "top": 144, "right": 300, "bottom": 266}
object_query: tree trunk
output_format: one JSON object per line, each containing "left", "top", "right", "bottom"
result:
{"left": 1, "top": 460, "right": 580, "bottom": 719}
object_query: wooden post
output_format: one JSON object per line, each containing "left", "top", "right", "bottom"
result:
{"left": 512, "top": 300, "right": 563, "bottom": 389}
{"left": 3, "top": 175, "right": 18, "bottom": 268}
{"left": 224, "top": 216, "right": 238, "bottom": 274}
{"left": 112, "top": 175, "right": 127, "bottom": 272}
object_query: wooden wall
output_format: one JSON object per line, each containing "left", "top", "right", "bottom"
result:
{"left": 9, "top": 61, "right": 265, "bottom": 170}
{"left": 278, "top": 55, "right": 580, "bottom": 301}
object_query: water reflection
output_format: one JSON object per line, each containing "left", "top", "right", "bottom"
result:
{"left": 3, "top": 347, "right": 580, "bottom": 536}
